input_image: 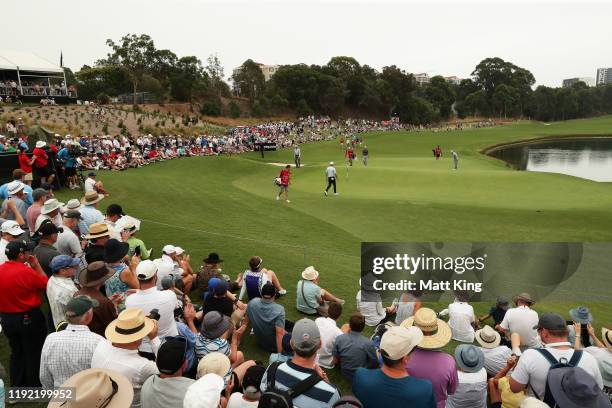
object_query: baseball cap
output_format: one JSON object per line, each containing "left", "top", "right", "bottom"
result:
{"left": 36, "top": 219, "right": 63, "bottom": 236}
{"left": 533, "top": 312, "right": 567, "bottom": 331}
{"left": 50, "top": 255, "right": 80, "bottom": 273}
{"left": 380, "top": 326, "right": 424, "bottom": 360}
{"left": 291, "top": 318, "right": 321, "bottom": 353}
{"left": 174, "top": 246, "right": 185, "bottom": 255}
{"left": 7, "top": 181, "right": 24, "bottom": 195}
{"left": 242, "top": 365, "right": 266, "bottom": 400}
{"left": 66, "top": 295, "right": 99, "bottom": 318}
{"left": 5, "top": 240, "right": 36, "bottom": 259}
{"left": 161, "top": 275, "right": 175, "bottom": 290}
{"left": 329, "top": 161, "right": 334, "bottom": 165}
{"left": 261, "top": 282, "right": 276, "bottom": 299}
{"left": 156, "top": 337, "right": 187, "bottom": 375}
{"left": 162, "top": 244, "right": 176, "bottom": 254}
{"left": 106, "top": 204, "right": 124, "bottom": 217}
{"left": 1, "top": 220, "right": 25, "bottom": 236}
{"left": 136, "top": 260, "right": 157, "bottom": 280}
{"left": 213, "top": 280, "right": 228, "bottom": 297}
{"left": 64, "top": 209, "right": 82, "bottom": 220}
{"left": 88, "top": 172, "right": 97, "bottom": 177}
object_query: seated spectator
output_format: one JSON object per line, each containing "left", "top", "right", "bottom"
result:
{"left": 497, "top": 293, "right": 541, "bottom": 355}
{"left": 479, "top": 296, "right": 510, "bottom": 328}
{"left": 203, "top": 279, "right": 246, "bottom": 328}
{"left": 509, "top": 312, "right": 603, "bottom": 400}
{"left": 296, "top": 266, "right": 344, "bottom": 316}
{"left": 260, "top": 318, "right": 341, "bottom": 407}
{"left": 195, "top": 311, "right": 247, "bottom": 368}
{"left": 475, "top": 325, "right": 512, "bottom": 377}
{"left": 332, "top": 313, "right": 378, "bottom": 381}
{"left": 104, "top": 238, "right": 139, "bottom": 311}
{"left": 153, "top": 244, "right": 194, "bottom": 295}
{"left": 316, "top": 302, "right": 345, "bottom": 369}
{"left": 197, "top": 252, "right": 242, "bottom": 293}
{"left": 125, "top": 260, "right": 179, "bottom": 359}
{"left": 91, "top": 308, "right": 161, "bottom": 408}
{"left": 268, "top": 333, "right": 293, "bottom": 365}
{"left": 83, "top": 222, "right": 110, "bottom": 263}
{"left": 568, "top": 306, "right": 594, "bottom": 349}
{"left": 33, "top": 220, "right": 61, "bottom": 276}
{"left": 84, "top": 172, "right": 108, "bottom": 195}
{"left": 353, "top": 326, "right": 436, "bottom": 408}
{"left": 403, "top": 307, "right": 458, "bottom": 408}
{"left": 75, "top": 261, "right": 119, "bottom": 337}
{"left": 197, "top": 352, "right": 256, "bottom": 401}
{"left": 140, "top": 337, "right": 195, "bottom": 408}
{"left": 356, "top": 283, "right": 395, "bottom": 327}
{"left": 104, "top": 203, "right": 124, "bottom": 240}
{"left": 124, "top": 219, "right": 151, "bottom": 260}
{"left": 245, "top": 282, "right": 291, "bottom": 353}
{"left": 445, "top": 345, "right": 487, "bottom": 408}
{"left": 46, "top": 255, "right": 80, "bottom": 327}
{"left": 440, "top": 291, "right": 477, "bottom": 343}
{"left": 227, "top": 364, "right": 266, "bottom": 407}
{"left": 394, "top": 291, "right": 422, "bottom": 325}
{"left": 183, "top": 373, "right": 225, "bottom": 408}
{"left": 586, "top": 327, "right": 612, "bottom": 401}
{"left": 39, "top": 296, "right": 104, "bottom": 387}
{"left": 238, "top": 256, "right": 286, "bottom": 301}
{"left": 488, "top": 355, "right": 525, "bottom": 408}
{"left": 47, "top": 368, "right": 133, "bottom": 408}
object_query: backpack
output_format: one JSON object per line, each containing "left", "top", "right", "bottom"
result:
{"left": 535, "top": 348, "right": 582, "bottom": 407}
{"left": 258, "top": 361, "right": 322, "bottom": 408}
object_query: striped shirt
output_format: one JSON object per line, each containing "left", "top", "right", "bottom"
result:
{"left": 260, "top": 361, "right": 340, "bottom": 408}
{"left": 195, "top": 335, "right": 230, "bottom": 359}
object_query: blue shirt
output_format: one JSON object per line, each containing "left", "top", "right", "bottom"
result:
{"left": 0, "top": 183, "right": 33, "bottom": 205}
{"left": 78, "top": 205, "right": 104, "bottom": 235}
{"left": 246, "top": 298, "right": 285, "bottom": 353}
{"left": 332, "top": 332, "right": 378, "bottom": 381}
{"left": 57, "top": 148, "right": 76, "bottom": 168}
{"left": 195, "top": 334, "right": 230, "bottom": 359}
{"left": 353, "top": 368, "right": 437, "bottom": 408}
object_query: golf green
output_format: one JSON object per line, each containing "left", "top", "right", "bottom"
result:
{"left": 2, "top": 116, "right": 612, "bottom": 401}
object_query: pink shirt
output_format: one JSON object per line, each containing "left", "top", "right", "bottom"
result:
{"left": 406, "top": 348, "right": 459, "bottom": 408}
{"left": 26, "top": 203, "right": 42, "bottom": 233}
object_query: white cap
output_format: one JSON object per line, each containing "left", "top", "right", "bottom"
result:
{"left": 162, "top": 244, "right": 176, "bottom": 254}
{"left": 1, "top": 220, "right": 25, "bottom": 236}
{"left": 380, "top": 326, "right": 423, "bottom": 360}
{"left": 7, "top": 181, "right": 24, "bottom": 195}
{"left": 183, "top": 373, "right": 224, "bottom": 408}
{"left": 520, "top": 397, "right": 551, "bottom": 408}
{"left": 329, "top": 161, "right": 334, "bottom": 165}
{"left": 35, "top": 140, "right": 46, "bottom": 148}
{"left": 174, "top": 246, "right": 185, "bottom": 256}
{"left": 136, "top": 260, "right": 157, "bottom": 280}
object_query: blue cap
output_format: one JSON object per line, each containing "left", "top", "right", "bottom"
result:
{"left": 88, "top": 172, "right": 96, "bottom": 177}
{"left": 50, "top": 255, "right": 80, "bottom": 273}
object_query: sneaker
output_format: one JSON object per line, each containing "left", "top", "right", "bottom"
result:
{"left": 276, "top": 196, "right": 280, "bottom": 201}
{"left": 338, "top": 299, "right": 346, "bottom": 305}
{"left": 286, "top": 200, "right": 290, "bottom": 203}
{"left": 278, "top": 289, "right": 287, "bottom": 296}
{"left": 334, "top": 193, "right": 339, "bottom": 196}
{"left": 324, "top": 191, "right": 328, "bottom": 196}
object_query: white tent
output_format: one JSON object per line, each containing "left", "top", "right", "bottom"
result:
{"left": 0, "top": 50, "right": 63, "bottom": 73}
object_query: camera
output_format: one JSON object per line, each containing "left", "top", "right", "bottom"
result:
{"left": 148, "top": 308, "right": 161, "bottom": 321}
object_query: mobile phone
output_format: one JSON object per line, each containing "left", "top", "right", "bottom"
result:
{"left": 134, "top": 246, "right": 141, "bottom": 257}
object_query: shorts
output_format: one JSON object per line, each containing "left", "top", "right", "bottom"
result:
{"left": 280, "top": 184, "right": 288, "bottom": 191}
{"left": 36, "top": 165, "right": 53, "bottom": 177}
{"left": 64, "top": 167, "right": 77, "bottom": 176}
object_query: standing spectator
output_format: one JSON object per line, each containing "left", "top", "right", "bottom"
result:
{"left": 441, "top": 291, "right": 477, "bottom": 343}
{"left": 91, "top": 308, "right": 160, "bottom": 408}
{"left": 246, "top": 282, "right": 290, "bottom": 353}
{"left": 260, "top": 318, "right": 341, "bottom": 407}
{"left": 497, "top": 293, "right": 541, "bottom": 355}
{"left": 475, "top": 325, "right": 512, "bottom": 377}
{"left": 332, "top": 313, "right": 378, "bottom": 381}
{"left": 75, "top": 261, "right": 119, "bottom": 337}
{"left": 451, "top": 150, "right": 459, "bottom": 170}
{"left": 1, "top": 181, "right": 28, "bottom": 224}
{"left": 0, "top": 240, "right": 48, "bottom": 387}
{"left": 18, "top": 145, "right": 34, "bottom": 175}
{"left": 509, "top": 312, "right": 603, "bottom": 400}
{"left": 585, "top": 327, "right": 612, "bottom": 401}
{"left": 362, "top": 145, "right": 369, "bottom": 166}
{"left": 39, "top": 295, "right": 104, "bottom": 387}
{"left": 324, "top": 161, "right": 338, "bottom": 196}
{"left": 78, "top": 191, "right": 105, "bottom": 235}
{"left": 33, "top": 219, "right": 61, "bottom": 276}
{"left": 352, "top": 326, "right": 436, "bottom": 408}
{"left": 276, "top": 165, "right": 291, "bottom": 203}
{"left": 125, "top": 260, "right": 179, "bottom": 359}
{"left": 316, "top": 302, "right": 345, "bottom": 369}
{"left": 0, "top": 220, "right": 25, "bottom": 264}
{"left": 104, "top": 238, "right": 139, "bottom": 311}
{"left": 83, "top": 222, "right": 111, "bottom": 263}
{"left": 46, "top": 255, "right": 80, "bottom": 327}
{"left": 141, "top": 337, "right": 195, "bottom": 408}
{"left": 26, "top": 188, "right": 48, "bottom": 233}
{"left": 445, "top": 345, "right": 487, "bottom": 408}
{"left": 55, "top": 210, "right": 83, "bottom": 258}
{"left": 403, "top": 307, "right": 458, "bottom": 408}
{"left": 294, "top": 144, "right": 301, "bottom": 168}
{"left": 34, "top": 198, "right": 64, "bottom": 231}
{"left": 32, "top": 140, "right": 55, "bottom": 185}
{"left": 296, "top": 266, "right": 344, "bottom": 316}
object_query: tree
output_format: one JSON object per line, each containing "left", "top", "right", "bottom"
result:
{"left": 491, "top": 84, "right": 517, "bottom": 118}
{"left": 206, "top": 53, "right": 230, "bottom": 97}
{"left": 170, "top": 56, "right": 209, "bottom": 102}
{"left": 102, "top": 34, "right": 159, "bottom": 105}
{"left": 425, "top": 76, "right": 456, "bottom": 119}
{"left": 232, "top": 59, "right": 265, "bottom": 104}
{"left": 227, "top": 101, "right": 241, "bottom": 118}
{"left": 317, "top": 75, "right": 345, "bottom": 115}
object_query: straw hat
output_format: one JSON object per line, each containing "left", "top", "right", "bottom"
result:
{"left": 301, "top": 266, "right": 319, "bottom": 281}
{"left": 603, "top": 328, "right": 612, "bottom": 350}
{"left": 475, "top": 325, "right": 501, "bottom": 349}
{"left": 81, "top": 191, "right": 105, "bottom": 206}
{"left": 513, "top": 292, "right": 535, "bottom": 305}
{"left": 47, "top": 368, "right": 133, "bottom": 408}
{"left": 197, "top": 352, "right": 232, "bottom": 386}
{"left": 84, "top": 223, "right": 111, "bottom": 240}
{"left": 400, "top": 307, "right": 452, "bottom": 349}
{"left": 105, "top": 308, "right": 154, "bottom": 344}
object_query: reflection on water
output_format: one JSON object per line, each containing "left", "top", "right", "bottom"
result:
{"left": 489, "top": 138, "right": 612, "bottom": 182}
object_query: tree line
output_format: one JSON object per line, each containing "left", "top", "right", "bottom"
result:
{"left": 70, "top": 34, "right": 612, "bottom": 123}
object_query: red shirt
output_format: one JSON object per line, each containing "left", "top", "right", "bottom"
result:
{"left": 18, "top": 152, "right": 32, "bottom": 173}
{"left": 280, "top": 169, "right": 290, "bottom": 185}
{"left": 32, "top": 148, "right": 48, "bottom": 168}
{"left": 0, "top": 261, "right": 48, "bottom": 313}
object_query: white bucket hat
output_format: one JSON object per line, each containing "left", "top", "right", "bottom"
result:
{"left": 7, "top": 181, "right": 24, "bottom": 195}
{"left": 301, "top": 266, "right": 319, "bottom": 281}
{"left": 41, "top": 198, "right": 65, "bottom": 215}
{"left": 35, "top": 140, "right": 46, "bottom": 148}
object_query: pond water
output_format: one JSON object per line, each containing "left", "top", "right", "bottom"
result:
{"left": 488, "top": 138, "right": 612, "bottom": 182}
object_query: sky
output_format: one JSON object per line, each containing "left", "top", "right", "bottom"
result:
{"left": 5, "top": 0, "right": 612, "bottom": 87}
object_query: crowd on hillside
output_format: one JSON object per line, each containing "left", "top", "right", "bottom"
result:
{"left": 0, "top": 165, "right": 610, "bottom": 407}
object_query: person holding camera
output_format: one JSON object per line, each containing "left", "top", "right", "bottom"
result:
{"left": 57, "top": 141, "right": 79, "bottom": 190}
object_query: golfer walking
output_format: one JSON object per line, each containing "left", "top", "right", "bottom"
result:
{"left": 294, "top": 144, "right": 301, "bottom": 168}
{"left": 362, "top": 145, "right": 369, "bottom": 166}
{"left": 276, "top": 165, "right": 291, "bottom": 203}
{"left": 324, "top": 161, "right": 338, "bottom": 196}
{"left": 451, "top": 150, "right": 459, "bottom": 170}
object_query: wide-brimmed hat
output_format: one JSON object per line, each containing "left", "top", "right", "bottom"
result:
{"left": 80, "top": 261, "right": 116, "bottom": 287}
{"left": 104, "top": 239, "right": 130, "bottom": 263}
{"left": 302, "top": 266, "right": 319, "bottom": 281}
{"left": 603, "top": 328, "right": 612, "bottom": 350}
{"left": 401, "top": 307, "right": 452, "bottom": 349}
{"left": 81, "top": 191, "right": 105, "bottom": 205}
{"left": 513, "top": 292, "right": 535, "bottom": 305}
{"left": 332, "top": 396, "right": 364, "bottom": 408}
{"left": 475, "top": 325, "right": 501, "bottom": 349}
{"left": 84, "top": 223, "right": 111, "bottom": 240}
{"left": 36, "top": 140, "right": 46, "bottom": 148}
{"left": 520, "top": 397, "right": 553, "bottom": 408}
{"left": 200, "top": 311, "right": 230, "bottom": 339}
{"left": 569, "top": 306, "right": 593, "bottom": 325}
{"left": 47, "top": 368, "right": 133, "bottom": 408}
{"left": 41, "top": 198, "right": 65, "bottom": 215}
{"left": 204, "top": 252, "right": 223, "bottom": 263}
{"left": 454, "top": 344, "right": 485, "bottom": 373}
{"left": 62, "top": 198, "right": 82, "bottom": 212}
{"left": 105, "top": 308, "right": 154, "bottom": 344}
{"left": 547, "top": 366, "right": 610, "bottom": 408}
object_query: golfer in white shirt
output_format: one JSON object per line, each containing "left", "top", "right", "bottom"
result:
{"left": 324, "top": 162, "right": 338, "bottom": 196}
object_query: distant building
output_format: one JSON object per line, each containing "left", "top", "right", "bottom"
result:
{"left": 414, "top": 73, "right": 430, "bottom": 86}
{"left": 232, "top": 62, "right": 279, "bottom": 94}
{"left": 596, "top": 68, "right": 612, "bottom": 86}
{"left": 444, "top": 76, "right": 462, "bottom": 85}
{"left": 562, "top": 77, "right": 595, "bottom": 88}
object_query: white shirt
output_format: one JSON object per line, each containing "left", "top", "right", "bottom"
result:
{"left": 125, "top": 287, "right": 178, "bottom": 353}
{"left": 499, "top": 306, "right": 541, "bottom": 348}
{"left": 585, "top": 346, "right": 612, "bottom": 388}
{"left": 55, "top": 226, "right": 82, "bottom": 257}
{"left": 0, "top": 238, "right": 9, "bottom": 264}
{"left": 46, "top": 276, "right": 78, "bottom": 327}
{"left": 153, "top": 256, "right": 178, "bottom": 289}
{"left": 84, "top": 177, "right": 96, "bottom": 193}
{"left": 315, "top": 317, "right": 343, "bottom": 368}
{"left": 511, "top": 342, "right": 604, "bottom": 399}
{"left": 91, "top": 338, "right": 161, "bottom": 408}
{"left": 104, "top": 218, "right": 122, "bottom": 241}
{"left": 447, "top": 302, "right": 475, "bottom": 343}
{"left": 325, "top": 166, "right": 337, "bottom": 178}
{"left": 479, "top": 345, "right": 512, "bottom": 377}
{"left": 356, "top": 290, "right": 386, "bottom": 326}
{"left": 227, "top": 393, "right": 259, "bottom": 408}
{"left": 445, "top": 368, "right": 487, "bottom": 408}
{"left": 40, "top": 324, "right": 103, "bottom": 387}
{"left": 35, "top": 213, "right": 63, "bottom": 232}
